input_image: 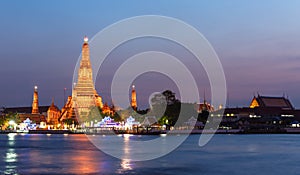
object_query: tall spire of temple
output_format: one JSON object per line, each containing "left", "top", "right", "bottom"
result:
{"left": 51, "top": 97, "right": 55, "bottom": 107}
{"left": 131, "top": 85, "right": 137, "bottom": 110}
{"left": 72, "top": 36, "right": 97, "bottom": 123}
{"left": 203, "top": 89, "right": 208, "bottom": 111}
{"left": 79, "top": 36, "right": 92, "bottom": 79}
{"left": 60, "top": 36, "right": 109, "bottom": 125}
{"left": 32, "top": 85, "right": 39, "bottom": 114}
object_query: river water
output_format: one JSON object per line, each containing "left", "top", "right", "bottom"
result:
{"left": 0, "top": 133, "right": 300, "bottom": 175}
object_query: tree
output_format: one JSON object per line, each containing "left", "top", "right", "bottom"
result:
{"left": 162, "top": 90, "right": 179, "bottom": 105}
{"left": 158, "top": 116, "right": 169, "bottom": 125}
{"left": 0, "top": 115, "right": 8, "bottom": 130}
{"left": 198, "top": 110, "right": 209, "bottom": 124}
{"left": 0, "top": 112, "right": 20, "bottom": 130}
{"left": 149, "top": 90, "right": 179, "bottom": 123}
{"left": 112, "top": 112, "right": 122, "bottom": 122}
{"left": 87, "top": 106, "right": 102, "bottom": 122}
{"left": 150, "top": 93, "right": 167, "bottom": 106}
{"left": 6, "top": 112, "right": 20, "bottom": 124}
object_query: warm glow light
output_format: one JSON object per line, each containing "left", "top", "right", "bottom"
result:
{"left": 160, "top": 134, "right": 167, "bottom": 137}
{"left": 84, "top": 36, "right": 88, "bottom": 43}
{"left": 8, "top": 120, "right": 15, "bottom": 125}
{"left": 250, "top": 98, "right": 259, "bottom": 108}
{"left": 123, "top": 134, "right": 132, "bottom": 141}
{"left": 132, "top": 85, "right": 135, "bottom": 89}
{"left": 34, "top": 86, "right": 38, "bottom": 90}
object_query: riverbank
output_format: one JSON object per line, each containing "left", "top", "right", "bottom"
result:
{"left": 0, "top": 130, "right": 78, "bottom": 134}
{"left": 2, "top": 128, "right": 300, "bottom": 135}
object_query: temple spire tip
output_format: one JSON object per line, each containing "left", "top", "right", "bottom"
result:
{"left": 84, "top": 36, "right": 88, "bottom": 43}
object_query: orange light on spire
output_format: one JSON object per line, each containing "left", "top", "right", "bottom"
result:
{"left": 32, "top": 85, "right": 39, "bottom": 114}
{"left": 131, "top": 85, "right": 137, "bottom": 110}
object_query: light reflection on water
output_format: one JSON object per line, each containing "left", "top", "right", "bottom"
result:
{"left": 4, "top": 133, "right": 18, "bottom": 175}
{"left": 123, "top": 134, "right": 131, "bottom": 159}
{"left": 116, "top": 159, "right": 133, "bottom": 174}
{"left": 1, "top": 134, "right": 300, "bottom": 174}
{"left": 116, "top": 134, "right": 134, "bottom": 174}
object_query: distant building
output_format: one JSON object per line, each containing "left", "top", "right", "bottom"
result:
{"left": 197, "top": 95, "right": 214, "bottom": 113}
{"left": 3, "top": 86, "right": 60, "bottom": 126}
{"left": 250, "top": 95, "right": 294, "bottom": 110}
{"left": 213, "top": 94, "right": 300, "bottom": 128}
{"left": 47, "top": 99, "right": 61, "bottom": 127}
{"left": 198, "top": 102, "right": 214, "bottom": 113}
{"left": 131, "top": 85, "right": 137, "bottom": 110}
{"left": 3, "top": 106, "right": 48, "bottom": 124}
{"left": 32, "top": 86, "right": 39, "bottom": 114}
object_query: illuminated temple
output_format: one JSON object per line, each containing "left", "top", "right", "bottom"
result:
{"left": 213, "top": 94, "right": 300, "bottom": 125}
{"left": 72, "top": 36, "right": 100, "bottom": 123}
{"left": 0, "top": 36, "right": 124, "bottom": 128}
{"left": 59, "top": 36, "right": 113, "bottom": 125}
{"left": 2, "top": 86, "right": 61, "bottom": 128}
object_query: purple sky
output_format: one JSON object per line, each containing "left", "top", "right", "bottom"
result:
{"left": 1, "top": 0, "right": 300, "bottom": 109}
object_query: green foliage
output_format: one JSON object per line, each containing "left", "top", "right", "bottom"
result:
{"left": 158, "top": 116, "right": 169, "bottom": 125}
{"left": 88, "top": 106, "right": 102, "bottom": 122}
{"left": 112, "top": 112, "right": 122, "bottom": 122}
{"left": 83, "top": 89, "right": 199, "bottom": 126}
{"left": 117, "top": 107, "right": 145, "bottom": 123}
{"left": 84, "top": 106, "right": 124, "bottom": 123}
{"left": 162, "top": 90, "right": 179, "bottom": 105}
{"left": 0, "top": 112, "right": 20, "bottom": 130}
{"left": 198, "top": 110, "right": 209, "bottom": 123}
{"left": 0, "top": 115, "right": 8, "bottom": 129}
{"left": 149, "top": 90, "right": 198, "bottom": 126}
{"left": 6, "top": 112, "right": 20, "bottom": 124}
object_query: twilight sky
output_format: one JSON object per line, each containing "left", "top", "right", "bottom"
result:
{"left": 1, "top": 0, "right": 300, "bottom": 109}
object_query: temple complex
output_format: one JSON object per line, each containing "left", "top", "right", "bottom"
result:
{"left": 60, "top": 36, "right": 113, "bottom": 125}
{"left": 2, "top": 86, "right": 60, "bottom": 128}
{"left": 1, "top": 36, "right": 138, "bottom": 128}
